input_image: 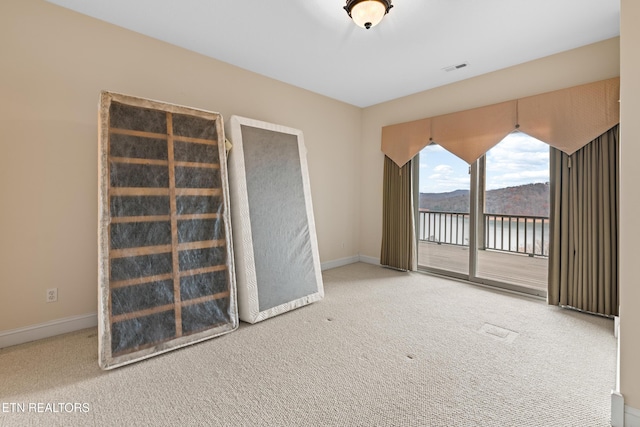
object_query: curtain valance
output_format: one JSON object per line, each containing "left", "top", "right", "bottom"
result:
{"left": 381, "top": 77, "right": 620, "bottom": 167}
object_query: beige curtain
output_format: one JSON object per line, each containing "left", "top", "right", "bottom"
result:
{"left": 381, "top": 77, "right": 620, "bottom": 167}
{"left": 380, "top": 156, "right": 415, "bottom": 271}
{"left": 381, "top": 119, "right": 430, "bottom": 168}
{"left": 431, "top": 100, "right": 517, "bottom": 164}
{"left": 517, "top": 78, "right": 620, "bottom": 155}
{"left": 548, "top": 125, "right": 619, "bottom": 316}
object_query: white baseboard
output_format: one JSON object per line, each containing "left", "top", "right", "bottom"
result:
{"left": 626, "top": 404, "right": 640, "bottom": 427}
{"left": 0, "top": 313, "right": 98, "bottom": 349}
{"left": 321, "top": 255, "right": 360, "bottom": 271}
{"left": 612, "top": 391, "right": 624, "bottom": 427}
{"left": 321, "top": 254, "right": 380, "bottom": 270}
{"left": 358, "top": 254, "right": 380, "bottom": 266}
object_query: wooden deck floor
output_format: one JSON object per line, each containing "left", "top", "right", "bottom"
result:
{"left": 418, "top": 241, "right": 548, "bottom": 292}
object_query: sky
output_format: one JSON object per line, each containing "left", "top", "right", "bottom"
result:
{"left": 418, "top": 131, "right": 550, "bottom": 193}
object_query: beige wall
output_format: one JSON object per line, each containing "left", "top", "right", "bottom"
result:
{"left": 359, "top": 37, "right": 620, "bottom": 261}
{"left": 0, "top": 0, "right": 362, "bottom": 331}
{"left": 619, "top": 0, "right": 640, "bottom": 410}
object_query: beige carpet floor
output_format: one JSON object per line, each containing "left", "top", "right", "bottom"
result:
{"left": 0, "top": 263, "right": 616, "bottom": 426}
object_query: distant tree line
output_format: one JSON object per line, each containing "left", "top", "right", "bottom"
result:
{"left": 419, "top": 182, "right": 550, "bottom": 217}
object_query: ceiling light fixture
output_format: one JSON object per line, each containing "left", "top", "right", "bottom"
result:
{"left": 344, "top": 0, "right": 393, "bottom": 30}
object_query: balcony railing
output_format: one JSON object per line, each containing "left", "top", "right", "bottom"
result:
{"left": 418, "top": 210, "right": 549, "bottom": 257}
{"left": 418, "top": 211, "right": 469, "bottom": 246}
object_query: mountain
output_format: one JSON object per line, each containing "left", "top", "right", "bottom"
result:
{"left": 419, "top": 190, "right": 470, "bottom": 213}
{"left": 419, "top": 182, "right": 550, "bottom": 217}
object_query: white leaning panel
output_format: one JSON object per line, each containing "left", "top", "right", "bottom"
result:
{"left": 227, "top": 116, "right": 324, "bottom": 323}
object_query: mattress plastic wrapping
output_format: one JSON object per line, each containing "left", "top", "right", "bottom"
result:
{"left": 227, "top": 116, "right": 324, "bottom": 323}
{"left": 98, "top": 92, "right": 238, "bottom": 369}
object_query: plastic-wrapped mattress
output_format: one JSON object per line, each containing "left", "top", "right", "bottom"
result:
{"left": 226, "top": 116, "right": 323, "bottom": 324}
{"left": 97, "top": 92, "right": 237, "bottom": 369}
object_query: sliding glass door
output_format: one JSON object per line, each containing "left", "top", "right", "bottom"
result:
{"left": 417, "top": 132, "right": 550, "bottom": 297}
{"left": 416, "top": 143, "right": 470, "bottom": 278}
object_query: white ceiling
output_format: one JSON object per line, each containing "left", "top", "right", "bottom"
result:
{"left": 46, "top": 0, "right": 620, "bottom": 108}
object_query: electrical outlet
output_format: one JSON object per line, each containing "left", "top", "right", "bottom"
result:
{"left": 46, "top": 288, "right": 58, "bottom": 303}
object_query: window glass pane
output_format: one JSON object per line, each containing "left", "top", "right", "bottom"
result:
{"left": 417, "top": 143, "right": 470, "bottom": 276}
{"left": 476, "top": 132, "right": 549, "bottom": 291}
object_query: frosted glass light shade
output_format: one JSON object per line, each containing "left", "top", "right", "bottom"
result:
{"left": 351, "top": 1, "right": 386, "bottom": 29}
{"left": 345, "top": 0, "right": 392, "bottom": 29}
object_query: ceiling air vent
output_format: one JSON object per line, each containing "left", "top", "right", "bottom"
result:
{"left": 443, "top": 62, "right": 469, "bottom": 72}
